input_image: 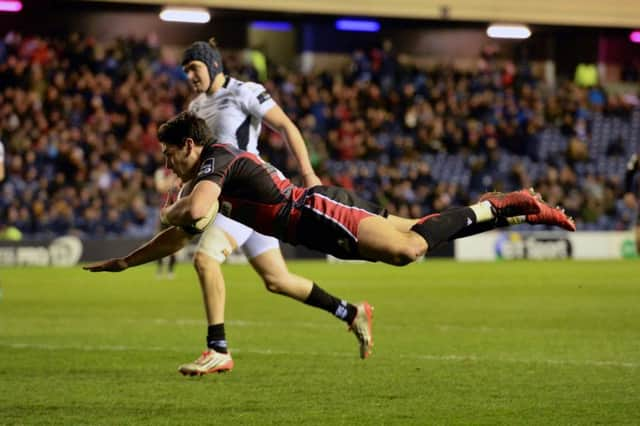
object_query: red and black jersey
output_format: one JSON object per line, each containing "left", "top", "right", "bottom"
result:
{"left": 187, "top": 143, "right": 307, "bottom": 241}
{"left": 184, "top": 143, "right": 387, "bottom": 260}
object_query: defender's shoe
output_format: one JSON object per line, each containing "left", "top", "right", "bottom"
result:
{"left": 479, "top": 189, "right": 540, "bottom": 218}
{"left": 349, "top": 302, "right": 374, "bottom": 359}
{"left": 526, "top": 192, "right": 576, "bottom": 231}
{"left": 178, "top": 349, "right": 234, "bottom": 376}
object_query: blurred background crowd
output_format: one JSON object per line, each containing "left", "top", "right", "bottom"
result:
{"left": 0, "top": 31, "right": 638, "bottom": 240}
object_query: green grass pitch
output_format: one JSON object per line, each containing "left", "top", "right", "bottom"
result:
{"left": 1, "top": 260, "right": 639, "bottom": 425}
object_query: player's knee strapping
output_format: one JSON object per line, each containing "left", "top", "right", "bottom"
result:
{"left": 196, "top": 225, "right": 233, "bottom": 263}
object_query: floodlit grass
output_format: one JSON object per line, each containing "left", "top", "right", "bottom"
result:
{"left": 0, "top": 260, "right": 639, "bottom": 425}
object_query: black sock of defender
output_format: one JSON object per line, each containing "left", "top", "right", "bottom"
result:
{"left": 411, "top": 207, "right": 477, "bottom": 251}
{"left": 207, "top": 323, "right": 228, "bottom": 353}
{"left": 168, "top": 254, "right": 176, "bottom": 273}
{"left": 304, "top": 283, "right": 358, "bottom": 324}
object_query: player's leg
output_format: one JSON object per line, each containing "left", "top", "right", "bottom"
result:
{"left": 357, "top": 215, "right": 428, "bottom": 265}
{"left": 358, "top": 202, "right": 495, "bottom": 264}
{"left": 358, "top": 189, "right": 543, "bottom": 264}
{"left": 178, "top": 215, "right": 250, "bottom": 376}
{"left": 156, "top": 223, "right": 173, "bottom": 278}
{"left": 244, "top": 233, "right": 373, "bottom": 359}
{"left": 386, "top": 209, "right": 498, "bottom": 238}
{"left": 243, "top": 235, "right": 310, "bottom": 300}
{"left": 167, "top": 254, "right": 176, "bottom": 279}
{"left": 386, "top": 189, "right": 574, "bottom": 238}
{"left": 385, "top": 215, "right": 419, "bottom": 233}
{"left": 388, "top": 189, "right": 575, "bottom": 252}
{"left": 413, "top": 189, "right": 546, "bottom": 247}
{"left": 296, "top": 186, "right": 462, "bottom": 264}
{"left": 194, "top": 222, "right": 241, "bottom": 344}
{"left": 297, "top": 186, "right": 552, "bottom": 265}
{"left": 385, "top": 209, "right": 500, "bottom": 253}
{"left": 156, "top": 257, "right": 164, "bottom": 278}
{"left": 297, "top": 186, "right": 424, "bottom": 265}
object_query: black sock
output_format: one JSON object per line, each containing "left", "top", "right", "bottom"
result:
{"left": 304, "top": 283, "right": 357, "bottom": 324}
{"left": 411, "top": 207, "right": 477, "bottom": 251}
{"left": 168, "top": 254, "right": 176, "bottom": 273}
{"left": 449, "top": 217, "right": 510, "bottom": 240}
{"left": 207, "top": 323, "right": 228, "bottom": 353}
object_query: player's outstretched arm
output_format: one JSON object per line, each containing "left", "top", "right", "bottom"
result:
{"left": 83, "top": 257, "right": 129, "bottom": 272}
{"left": 83, "top": 226, "right": 192, "bottom": 272}
{"left": 263, "top": 105, "right": 321, "bottom": 187}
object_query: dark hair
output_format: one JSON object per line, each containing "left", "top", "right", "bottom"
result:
{"left": 157, "top": 111, "right": 214, "bottom": 147}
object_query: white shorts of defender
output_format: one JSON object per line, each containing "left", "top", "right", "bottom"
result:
{"left": 196, "top": 213, "right": 280, "bottom": 262}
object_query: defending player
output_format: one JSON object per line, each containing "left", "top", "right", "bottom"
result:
{"left": 177, "top": 39, "right": 372, "bottom": 374}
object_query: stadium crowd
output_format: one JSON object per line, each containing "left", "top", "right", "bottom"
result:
{"left": 0, "top": 32, "right": 638, "bottom": 239}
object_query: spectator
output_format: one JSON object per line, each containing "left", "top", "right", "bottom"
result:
{"left": 0, "top": 139, "right": 5, "bottom": 182}
{"left": 1, "top": 31, "right": 639, "bottom": 237}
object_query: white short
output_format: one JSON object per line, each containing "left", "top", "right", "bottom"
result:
{"left": 196, "top": 213, "right": 279, "bottom": 262}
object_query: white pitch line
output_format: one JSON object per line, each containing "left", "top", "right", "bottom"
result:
{"left": 0, "top": 342, "right": 637, "bottom": 369}
{"left": 139, "top": 318, "right": 338, "bottom": 329}
{"left": 403, "top": 353, "right": 640, "bottom": 369}
{"left": 9, "top": 316, "right": 636, "bottom": 337}
{"left": 126, "top": 318, "right": 637, "bottom": 337}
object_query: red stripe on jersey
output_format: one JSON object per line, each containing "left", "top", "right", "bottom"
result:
{"left": 221, "top": 195, "right": 285, "bottom": 236}
{"left": 221, "top": 185, "right": 307, "bottom": 241}
{"left": 303, "top": 192, "right": 376, "bottom": 241}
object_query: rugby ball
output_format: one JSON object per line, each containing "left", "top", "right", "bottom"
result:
{"left": 193, "top": 200, "right": 219, "bottom": 232}
{"left": 175, "top": 181, "right": 219, "bottom": 233}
